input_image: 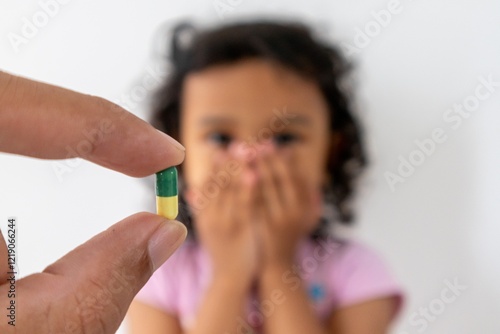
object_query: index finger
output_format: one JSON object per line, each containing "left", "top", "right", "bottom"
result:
{"left": 0, "top": 71, "right": 185, "bottom": 177}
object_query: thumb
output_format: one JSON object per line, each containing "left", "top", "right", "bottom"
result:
{"left": 0, "top": 212, "right": 187, "bottom": 334}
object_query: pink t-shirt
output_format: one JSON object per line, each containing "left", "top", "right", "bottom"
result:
{"left": 135, "top": 237, "right": 404, "bottom": 331}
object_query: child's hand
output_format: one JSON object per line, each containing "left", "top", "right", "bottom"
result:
{"left": 254, "top": 146, "right": 322, "bottom": 272}
{"left": 186, "top": 160, "right": 260, "bottom": 285}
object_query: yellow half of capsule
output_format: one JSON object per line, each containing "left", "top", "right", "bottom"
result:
{"left": 156, "top": 195, "right": 178, "bottom": 220}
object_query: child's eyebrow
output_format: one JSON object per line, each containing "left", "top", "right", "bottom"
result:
{"left": 286, "top": 114, "right": 311, "bottom": 126}
{"left": 198, "top": 116, "right": 236, "bottom": 126}
{"left": 198, "top": 114, "right": 311, "bottom": 127}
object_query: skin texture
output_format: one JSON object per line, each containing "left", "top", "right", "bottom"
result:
{"left": 0, "top": 71, "right": 188, "bottom": 334}
{"left": 128, "top": 59, "right": 399, "bottom": 334}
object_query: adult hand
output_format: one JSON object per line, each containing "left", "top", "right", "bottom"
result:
{"left": 0, "top": 71, "right": 187, "bottom": 333}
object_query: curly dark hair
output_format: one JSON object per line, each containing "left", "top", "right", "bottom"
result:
{"left": 150, "top": 20, "right": 367, "bottom": 239}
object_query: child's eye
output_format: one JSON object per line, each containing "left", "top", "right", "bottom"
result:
{"left": 208, "top": 132, "right": 232, "bottom": 147}
{"left": 273, "top": 133, "right": 298, "bottom": 146}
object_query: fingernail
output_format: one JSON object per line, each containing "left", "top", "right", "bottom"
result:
{"left": 157, "top": 129, "right": 185, "bottom": 151}
{"left": 148, "top": 220, "right": 187, "bottom": 271}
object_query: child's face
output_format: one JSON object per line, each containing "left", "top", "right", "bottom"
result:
{"left": 180, "top": 58, "right": 331, "bottom": 199}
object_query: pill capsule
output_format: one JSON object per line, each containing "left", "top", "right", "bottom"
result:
{"left": 156, "top": 166, "right": 178, "bottom": 220}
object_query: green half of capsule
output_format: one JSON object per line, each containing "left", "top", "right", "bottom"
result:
{"left": 156, "top": 166, "right": 178, "bottom": 220}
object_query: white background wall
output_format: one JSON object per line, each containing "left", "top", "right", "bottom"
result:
{"left": 1, "top": 0, "right": 499, "bottom": 333}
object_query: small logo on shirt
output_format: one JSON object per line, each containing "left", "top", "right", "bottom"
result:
{"left": 308, "top": 283, "right": 326, "bottom": 302}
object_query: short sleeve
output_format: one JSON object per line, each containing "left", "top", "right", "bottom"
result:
{"left": 331, "top": 241, "right": 404, "bottom": 315}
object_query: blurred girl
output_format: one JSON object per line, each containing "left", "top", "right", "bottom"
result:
{"left": 128, "top": 21, "right": 403, "bottom": 334}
